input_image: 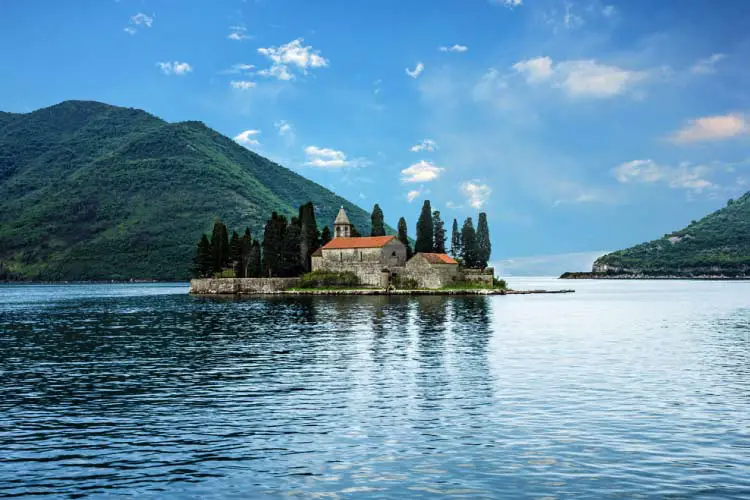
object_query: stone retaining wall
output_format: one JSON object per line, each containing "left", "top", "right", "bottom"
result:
{"left": 461, "top": 268, "right": 495, "bottom": 285}
{"left": 190, "top": 278, "right": 301, "bottom": 295}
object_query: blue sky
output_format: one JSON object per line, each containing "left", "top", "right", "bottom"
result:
{"left": 1, "top": 0, "right": 749, "bottom": 272}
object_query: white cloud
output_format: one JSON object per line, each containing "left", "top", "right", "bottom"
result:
{"left": 131, "top": 13, "right": 153, "bottom": 28}
{"left": 512, "top": 56, "right": 554, "bottom": 83}
{"left": 257, "top": 38, "right": 328, "bottom": 80}
{"left": 669, "top": 113, "right": 748, "bottom": 143}
{"left": 446, "top": 201, "right": 463, "bottom": 209}
{"left": 512, "top": 56, "right": 647, "bottom": 98}
{"left": 613, "top": 159, "right": 714, "bottom": 192}
{"left": 691, "top": 53, "right": 726, "bottom": 75}
{"left": 275, "top": 120, "right": 293, "bottom": 136}
{"left": 234, "top": 129, "right": 261, "bottom": 148}
{"left": 439, "top": 44, "right": 469, "bottom": 53}
{"left": 227, "top": 25, "right": 251, "bottom": 41}
{"left": 407, "top": 189, "right": 423, "bottom": 203}
{"left": 490, "top": 0, "right": 522, "bottom": 8}
{"left": 461, "top": 181, "right": 492, "bottom": 208}
{"left": 124, "top": 27, "right": 137, "bottom": 35}
{"left": 410, "top": 139, "right": 438, "bottom": 152}
{"left": 401, "top": 160, "right": 444, "bottom": 183}
{"left": 230, "top": 80, "right": 256, "bottom": 90}
{"left": 304, "top": 146, "right": 351, "bottom": 168}
{"left": 406, "top": 62, "right": 425, "bottom": 79}
{"left": 602, "top": 5, "right": 617, "bottom": 17}
{"left": 557, "top": 60, "right": 647, "bottom": 97}
{"left": 157, "top": 61, "right": 192, "bottom": 76}
{"left": 222, "top": 63, "right": 255, "bottom": 75}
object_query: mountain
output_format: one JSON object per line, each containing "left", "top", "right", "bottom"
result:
{"left": 0, "top": 100, "right": 385, "bottom": 281}
{"left": 563, "top": 193, "right": 750, "bottom": 278}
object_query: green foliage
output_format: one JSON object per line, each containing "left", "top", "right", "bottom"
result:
{"left": 192, "top": 234, "right": 213, "bottom": 277}
{"left": 320, "top": 226, "right": 332, "bottom": 246}
{"left": 299, "top": 270, "right": 360, "bottom": 288}
{"left": 594, "top": 192, "right": 750, "bottom": 275}
{"left": 397, "top": 217, "right": 412, "bottom": 258}
{"left": 247, "top": 240, "right": 261, "bottom": 278}
{"left": 280, "top": 217, "right": 302, "bottom": 277}
{"left": 371, "top": 204, "right": 385, "bottom": 236}
{"left": 460, "top": 217, "right": 478, "bottom": 268}
{"left": 450, "top": 218, "right": 461, "bottom": 258}
{"left": 262, "top": 212, "right": 286, "bottom": 277}
{"left": 298, "top": 201, "right": 319, "bottom": 272}
{"left": 210, "top": 220, "right": 230, "bottom": 273}
{"left": 432, "top": 210, "right": 446, "bottom": 254}
{"left": 215, "top": 268, "right": 236, "bottom": 279}
{"left": 415, "top": 200, "right": 433, "bottom": 253}
{"left": 392, "top": 275, "right": 418, "bottom": 290}
{"left": 0, "top": 100, "right": 388, "bottom": 281}
{"left": 493, "top": 277, "right": 507, "bottom": 290}
{"left": 476, "top": 212, "right": 491, "bottom": 269}
{"left": 350, "top": 225, "right": 361, "bottom": 237}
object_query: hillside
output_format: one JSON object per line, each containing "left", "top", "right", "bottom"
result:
{"left": 569, "top": 193, "right": 750, "bottom": 278}
{"left": 0, "top": 100, "right": 384, "bottom": 281}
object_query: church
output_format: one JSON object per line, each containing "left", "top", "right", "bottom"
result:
{"left": 311, "top": 207, "right": 465, "bottom": 289}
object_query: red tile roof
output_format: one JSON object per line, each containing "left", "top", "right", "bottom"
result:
{"left": 419, "top": 253, "right": 458, "bottom": 265}
{"left": 322, "top": 236, "right": 396, "bottom": 250}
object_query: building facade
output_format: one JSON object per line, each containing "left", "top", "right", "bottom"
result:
{"left": 403, "top": 252, "right": 460, "bottom": 289}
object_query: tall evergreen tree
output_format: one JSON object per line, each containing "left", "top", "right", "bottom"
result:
{"left": 280, "top": 217, "right": 302, "bottom": 277}
{"left": 415, "top": 200, "right": 433, "bottom": 253}
{"left": 229, "top": 230, "right": 242, "bottom": 275}
{"left": 210, "top": 220, "right": 230, "bottom": 272}
{"left": 262, "top": 212, "right": 286, "bottom": 277}
{"left": 476, "top": 212, "right": 492, "bottom": 269}
{"left": 320, "top": 226, "right": 332, "bottom": 246}
{"left": 397, "top": 217, "right": 412, "bottom": 258}
{"left": 432, "top": 210, "right": 446, "bottom": 254}
{"left": 370, "top": 204, "right": 386, "bottom": 236}
{"left": 247, "top": 240, "right": 262, "bottom": 278}
{"left": 350, "top": 225, "right": 361, "bottom": 237}
{"left": 460, "top": 217, "right": 478, "bottom": 268}
{"left": 238, "top": 228, "right": 252, "bottom": 278}
{"left": 192, "top": 234, "right": 213, "bottom": 277}
{"left": 450, "top": 218, "right": 461, "bottom": 258}
{"left": 298, "top": 202, "right": 320, "bottom": 272}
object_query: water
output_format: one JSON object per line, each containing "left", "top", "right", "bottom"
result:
{"left": 1, "top": 279, "right": 750, "bottom": 498}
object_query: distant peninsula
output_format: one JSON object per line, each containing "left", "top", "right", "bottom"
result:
{"left": 562, "top": 192, "right": 750, "bottom": 280}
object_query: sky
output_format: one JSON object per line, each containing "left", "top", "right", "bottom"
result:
{"left": 1, "top": 0, "right": 749, "bottom": 273}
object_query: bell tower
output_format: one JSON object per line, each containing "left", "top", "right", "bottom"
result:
{"left": 334, "top": 206, "right": 352, "bottom": 238}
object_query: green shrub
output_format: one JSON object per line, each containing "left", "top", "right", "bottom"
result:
{"left": 216, "top": 268, "right": 236, "bottom": 278}
{"left": 299, "top": 270, "right": 360, "bottom": 288}
{"left": 493, "top": 278, "right": 507, "bottom": 290}
{"left": 392, "top": 275, "right": 418, "bottom": 289}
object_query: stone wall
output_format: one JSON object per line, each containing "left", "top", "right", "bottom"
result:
{"left": 461, "top": 268, "right": 495, "bottom": 285}
{"left": 190, "top": 277, "right": 301, "bottom": 295}
{"left": 312, "top": 243, "right": 407, "bottom": 286}
{"left": 403, "top": 255, "right": 460, "bottom": 289}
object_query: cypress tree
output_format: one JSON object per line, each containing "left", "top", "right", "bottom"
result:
{"left": 238, "top": 228, "right": 252, "bottom": 278}
{"left": 320, "top": 226, "right": 332, "bottom": 246}
{"left": 397, "top": 217, "right": 412, "bottom": 258}
{"left": 476, "top": 212, "right": 492, "bottom": 269}
{"left": 229, "top": 230, "right": 241, "bottom": 275}
{"left": 415, "top": 200, "right": 433, "bottom": 254}
{"left": 262, "top": 212, "right": 286, "bottom": 277}
{"left": 371, "top": 204, "right": 386, "bottom": 236}
{"left": 210, "top": 220, "right": 230, "bottom": 272}
{"left": 193, "top": 234, "right": 213, "bottom": 277}
{"left": 460, "top": 217, "right": 478, "bottom": 268}
{"left": 299, "top": 202, "right": 319, "bottom": 272}
{"left": 350, "top": 225, "right": 361, "bottom": 237}
{"left": 432, "top": 210, "right": 446, "bottom": 254}
{"left": 247, "top": 240, "right": 262, "bottom": 278}
{"left": 280, "top": 217, "right": 302, "bottom": 277}
{"left": 450, "top": 218, "right": 461, "bottom": 258}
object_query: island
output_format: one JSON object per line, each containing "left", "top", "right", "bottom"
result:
{"left": 189, "top": 203, "right": 573, "bottom": 296}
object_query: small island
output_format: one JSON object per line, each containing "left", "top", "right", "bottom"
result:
{"left": 189, "top": 202, "right": 573, "bottom": 296}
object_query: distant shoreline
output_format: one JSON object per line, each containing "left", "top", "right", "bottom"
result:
{"left": 560, "top": 272, "right": 750, "bottom": 281}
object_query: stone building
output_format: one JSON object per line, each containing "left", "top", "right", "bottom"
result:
{"left": 403, "top": 252, "right": 460, "bottom": 289}
{"left": 311, "top": 207, "right": 408, "bottom": 286}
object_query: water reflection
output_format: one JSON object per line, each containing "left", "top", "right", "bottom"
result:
{"left": 2, "top": 284, "right": 750, "bottom": 498}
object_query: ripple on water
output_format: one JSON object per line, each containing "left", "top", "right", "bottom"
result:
{"left": 1, "top": 282, "right": 750, "bottom": 498}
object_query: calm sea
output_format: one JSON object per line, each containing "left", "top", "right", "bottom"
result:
{"left": 1, "top": 279, "right": 749, "bottom": 498}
